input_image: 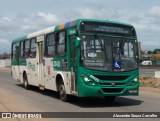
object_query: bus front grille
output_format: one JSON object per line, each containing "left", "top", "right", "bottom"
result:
{"left": 93, "top": 75, "right": 129, "bottom": 81}
{"left": 102, "top": 88, "right": 123, "bottom": 93}
{"left": 99, "top": 83, "right": 125, "bottom": 86}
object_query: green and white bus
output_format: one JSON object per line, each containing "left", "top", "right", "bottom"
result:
{"left": 11, "top": 19, "right": 139, "bottom": 101}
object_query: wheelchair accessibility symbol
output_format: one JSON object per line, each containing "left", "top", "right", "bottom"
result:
{"left": 114, "top": 61, "right": 121, "bottom": 69}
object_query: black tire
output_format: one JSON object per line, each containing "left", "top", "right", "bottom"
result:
{"left": 23, "top": 74, "right": 30, "bottom": 90}
{"left": 104, "top": 96, "right": 116, "bottom": 102}
{"left": 59, "top": 80, "right": 69, "bottom": 102}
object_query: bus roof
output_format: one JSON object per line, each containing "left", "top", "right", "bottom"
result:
{"left": 12, "top": 19, "right": 134, "bottom": 43}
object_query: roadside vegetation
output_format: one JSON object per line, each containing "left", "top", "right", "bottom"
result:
{"left": 140, "top": 76, "right": 160, "bottom": 89}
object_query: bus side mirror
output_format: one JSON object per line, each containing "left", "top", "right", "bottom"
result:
{"left": 75, "top": 37, "right": 80, "bottom": 48}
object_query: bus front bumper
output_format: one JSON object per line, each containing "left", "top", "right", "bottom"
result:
{"left": 78, "top": 82, "right": 139, "bottom": 97}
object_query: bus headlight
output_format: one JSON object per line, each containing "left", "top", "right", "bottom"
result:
{"left": 86, "top": 80, "right": 96, "bottom": 86}
{"left": 81, "top": 75, "right": 96, "bottom": 86}
{"left": 84, "top": 77, "right": 89, "bottom": 82}
{"left": 134, "top": 78, "right": 138, "bottom": 82}
{"left": 128, "top": 77, "right": 138, "bottom": 86}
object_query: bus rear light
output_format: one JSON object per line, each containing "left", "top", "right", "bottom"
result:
{"left": 129, "top": 89, "right": 138, "bottom": 93}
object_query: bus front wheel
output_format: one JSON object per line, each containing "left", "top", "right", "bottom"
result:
{"left": 23, "top": 74, "right": 30, "bottom": 90}
{"left": 59, "top": 80, "right": 69, "bottom": 102}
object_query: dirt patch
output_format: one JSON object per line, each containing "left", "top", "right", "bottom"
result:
{"left": 140, "top": 76, "right": 160, "bottom": 89}
{"left": 140, "top": 87, "right": 160, "bottom": 93}
{"left": 0, "top": 67, "right": 11, "bottom": 72}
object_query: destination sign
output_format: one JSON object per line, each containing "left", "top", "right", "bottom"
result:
{"left": 80, "top": 22, "right": 136, "bottom": 36}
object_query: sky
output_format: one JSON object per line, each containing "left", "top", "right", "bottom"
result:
{"left": 0, "top": 0, "right": 160, "bottom": 53}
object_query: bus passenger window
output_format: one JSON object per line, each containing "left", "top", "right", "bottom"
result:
{"left": 45, "top": 33, "right": 55, "bottom": 57}
{"left": 12, "top": 44, "right": 16, "bottom": 59}
{"left": 56, "top": 31, "right": 65, "bottom": 56}
{"left": 25, "top": 40, "right": 30, "bottom": 58}
{"left": 30, "top": 38, "right": 36, "bottom": 58}
{"left": 20, "top": 42, "right": 25, "bottom": 58}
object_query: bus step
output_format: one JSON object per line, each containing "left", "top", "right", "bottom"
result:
{"left": 39, "top": 86, "right": 45, "bottom": 90}
{"left": 71, "top": 91, "right": 78, "bottom": 96}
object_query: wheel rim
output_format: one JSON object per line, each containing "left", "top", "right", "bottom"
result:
{"left": 24, "top": 79, "right": 27, "bottom": 88}
{"left": 59, "top": 84, "right": 66, "bottom": 99}
{"left": 25, "top": 81, "right": 27, "bottom": 87}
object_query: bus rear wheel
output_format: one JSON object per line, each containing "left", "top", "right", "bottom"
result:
{"left": 23, "top": 74, "right": 30, "bottom": 90}
{"left": 59, "top": 80, "right": 69, "bottom": 102}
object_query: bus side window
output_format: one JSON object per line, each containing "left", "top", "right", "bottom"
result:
{"left": 20, "top": 41, "right": 25, "bottom": 58}
{"left": 12, "top": 43, "right": 16, "bottom": 59}
{"left": 30, "top": 38, "right": 36, "bottom": 58}
{"left": 25, "top": 40, "right": 30, "bottom": 58}
{"left": 45, "top": 33, "right": 55, "bottom": 57}
{"left": 56, "top": 31, "right": 66, "bottom": 56}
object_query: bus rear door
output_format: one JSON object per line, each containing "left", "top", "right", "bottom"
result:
{"left": 37, "top": 36, "right": 45, "bottom": 90}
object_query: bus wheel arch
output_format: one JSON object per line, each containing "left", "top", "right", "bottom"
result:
{"left": 23, "top": 71, "right": 30, "bottom": 90}
{"left": 56, "top": 74, "right": 69, "bottom": 102}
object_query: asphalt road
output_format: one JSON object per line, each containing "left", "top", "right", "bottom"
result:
{"left": 0, "top": 70, "right": 160, "bottom": 121}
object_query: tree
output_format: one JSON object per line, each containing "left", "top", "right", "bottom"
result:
{"left": 148, "top": 50, "right": 152, "bottom": 54}
{"left": 153, "top": 49, "right": 160, "bottom": 54}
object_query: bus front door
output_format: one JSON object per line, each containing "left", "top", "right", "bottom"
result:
{"left": 37, "top": 36, "right": 44, "bottom": 90}
{"left": 70, "top": 37, "right": 78, "bottom": 93}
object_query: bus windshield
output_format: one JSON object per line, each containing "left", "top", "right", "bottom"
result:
{"left": 81, "top": 35, "right": 138, "bottom": 72}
